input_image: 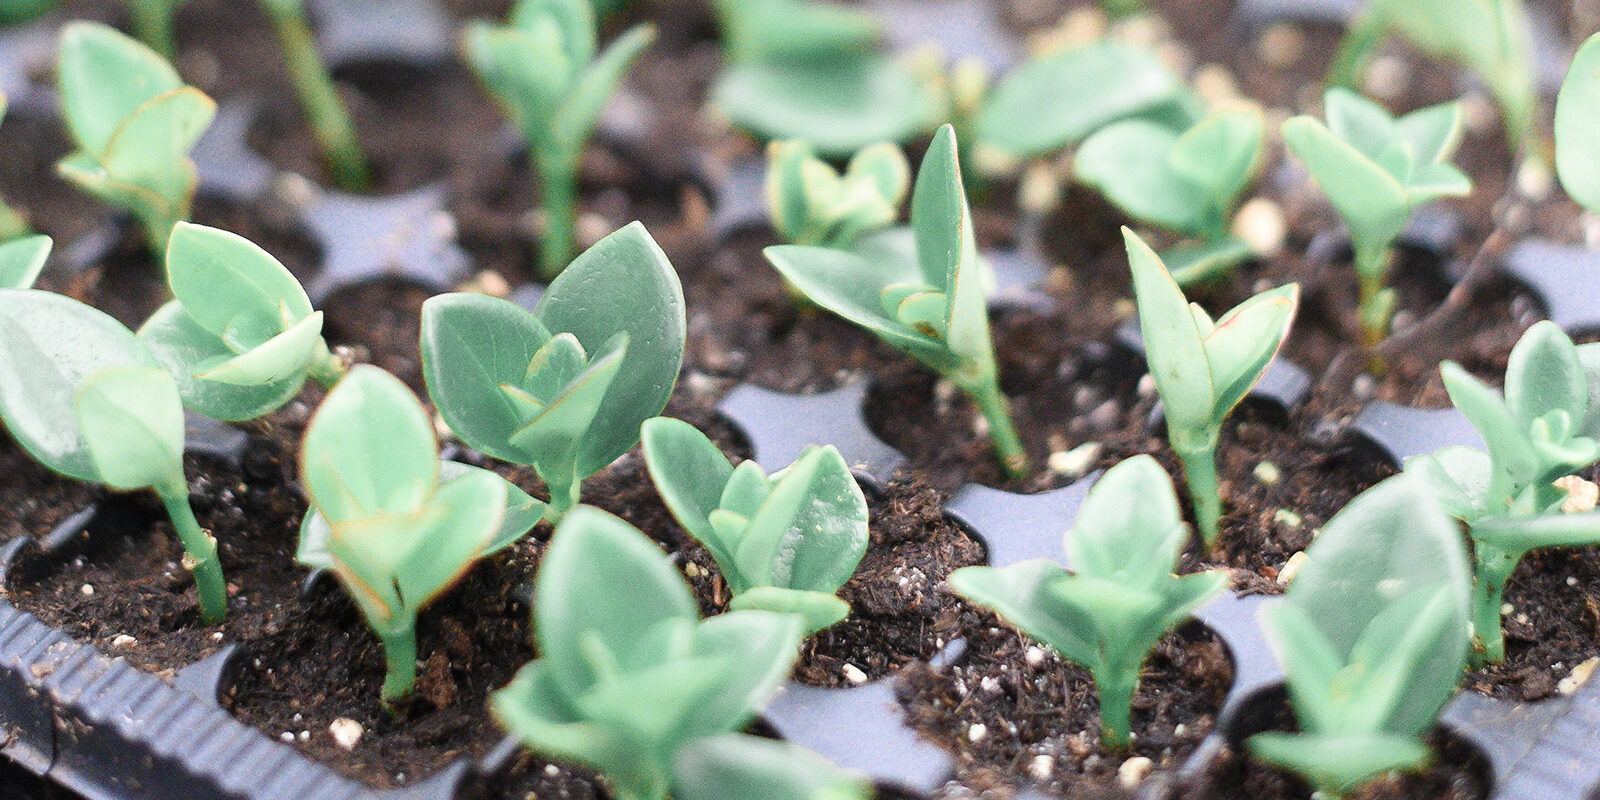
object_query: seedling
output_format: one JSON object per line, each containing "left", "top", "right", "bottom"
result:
{"left": 1247, "top": 474, "right": 1471, "bottom": 799}
{"left": 465, "top": 0, "right": 655, "bottom": 280}
{"left": 1076, "top": 109, "right": 1264, "bottom": 285}
{"left": 0, "top": 234, "right": 49, "bottom": 290}
{"left": 1404, "top": 321, "right": 1600, "bottom": 663}
{"left": 765, "top": 139, "right": 909, "bottom": 249}
{"left": 0, "top": 94, "right": 29, "bottom": 242}
{"left": 421, "top": 222, "right": 685, "bottom": 520}
{"left": 947, "top": 455, "right": 1228, "bottom": 747}
{"left": 1556, "top": 32, "right": 1600, "bottom": 216}
{"left": 1282, "top": 89, "right": 1470, "bottom": 350}
{"left": 491, "top": 506, "right": 804, "bottom": 800}
{"left": 138, "top": 222, "right": 344, "bottom": 421}
{"left": 0, "top": 289, "right": 225, "bottom": 623}
{"left": 298, "top": 365, "right": 543, "bottom": 705}
{"left": 1124, "top": 228, "right": 1298, "bottom": 548}
{"left": 673, "top": 734, "right": 870, "bottom": 800}
{"left": 766, "top": 124, "right": 1027, "bottom": 478}
{"left": 1327, "top": 0, "right": 1536, "bottom": 153}
{"left": 257, "top": 0, "right": 370, "bottom": 192}
{"left": 0, "top": 0, "right": 57, "bottom": 24}
{"left": 642, "top": 417, "right": 869, "bottom": 633}
{"left": 123, "top": 0, "right": 182, "bottom": 58}
{"left": 56, "top": 21, "right": 215, "bottom": 253}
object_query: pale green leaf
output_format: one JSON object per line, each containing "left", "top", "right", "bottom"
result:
{"left": 165, "top": 222, "right": 312, "bottom": 346}
{"left": 0, "top": 235, "right": 50, "bottom": 290}
{"left": 75, "top": 364, "right": 183, "bottom": 491}
{"left": 1124, "top": 228, "right": 1213, "bottom": 433}
{"left": 421, "top": 292, "right": 556, "bottom": 464}
{"left": 138, "top": 301, "right": 305, "bottom": 421}
{"left": 301, "top": 365, "right": 438, "bottom": 525}
{"left": 1557, "top": 33, "right": 1600, "bottom": 215}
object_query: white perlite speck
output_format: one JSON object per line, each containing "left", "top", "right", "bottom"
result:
{"left": 1025, "top": 646, "right": 1047, "bottom": 667}
{"left": 80, "top": 584, "right": 94, "bottom": 596}
{"left": 110, "top": 635, "right": 136, "bottom": 649}
{"left": 1277, "top": 552, "right": 1307, "bottom": 586}
{"left": 841, "top": 663, "right": 868, "bottom": 685}
{"left": 1028, "top": 754, "right": 1055, "bottom": 781}
{"left": 330, "top": 718, "right": 363, "bottom": 751}
{"left": 1048, "top": 442, "right": 1102, "bottom": 478}
{"left": 968, "top": 723, "right": 987, "bottom": 742}
{"left": 1556, "top": 475, "right": 1599, "bottom": 513}
{"left": 1118, "top": 756, "right": 1153, "bottom": 787}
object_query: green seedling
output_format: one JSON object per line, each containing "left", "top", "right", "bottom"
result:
{"left": 766, "top": 139, "right": 909, "bottom": 249}
{"left": 709, "top": 0, "right": 941, "bottom": 158}
{"left": 1247, "top": 474, "right": 1471, "bottom": 799}
{"left": 123, "top": 0, "right": 183, "bottom": 58}
{"left": 0, "top": 234, "right": 50, "bottom": 289}
{"left": 1556, "top": 32, "right": 1600, "bottom": 216}
{"left": 1282, "top": 89, "right": 1469, "bottom": 351}
{"left": 298, "top": 365, "right": 544, "bottom": 705}
{"left": 0, "top": 94, "right": 30, "bottom": 242}
{"left": 421, "top": 222, "right": 684, "bottom": 520}
{"left": 947, "top": 455, "right": 1228, "bottom": 747}
{"left": 491, "top": 506, "right": 804, "bottom": 800}
{"left": 1404, "top": 321, "right": 1600, "bottom": 663}
{"left": 0, "top": 289, "right": 225, "bottom": 623}
{"left": 138, "top": 222, "right": 344, "bottom": 421}
{"left": 465, "top": 0, "right": 655, "bottom": 280}
{"left": 257, "top": 0, "right": 370, "bottom": 192}
{"left": 1076, "top": 109, "right": 1264, "bottom": 285}
{"left": 1124, "top": 228, "right": 1298, "bottom": 548}
{"left": 642, "top": 417, "right": 869, "bottom": 634}
{"left": 56, "top": 21, "right": 214, "bottom": 253}
{"left": 673, "top": 734, "right": 870, "bottom": 800}
{"left": 766, "top": 124, "right": 1026, "bottom": 478}
{"left": 0, "top": 0, "right": 57, "bottom": 24}
{"left": 1327, "top": 0, "right": 1535, "bottom": 153}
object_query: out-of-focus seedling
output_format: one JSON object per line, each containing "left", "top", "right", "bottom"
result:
{"left": 298, "top": 365, "right": 543, "bottom": 706}
{"left": 766, "top": 125, "right": 1027, "bottom": 477}
{"left": 256, "top": 0, "right": 370, "bottom": 192}
{"left": 0, "top": 94, "right": 30, "bottom": 242}
{"left": 642, "top": 416, "right": 869, "bottom": 633}
{"left": 1125, "top": 228, "right": 1297, "bottom": 548}
{"left": 1247, "top": 474, "right": 1472, "bottom": 799}
{"left": 491, "top": 507, "right": 804, "bottom": 800}
{"left": 1327, "top": 0, "right": 1536, "bottom": 153}
{"left": 1076, "top": 109, "right": 1264, "bottom": 284}
{"left": 948, "top": 455, "right": 1227, "bottom": 747}
{"left": 765, "top": 139, "right": 909, "bottom": 249}
{"left": 1405, "top": 321, "right": 1600, "bottom": 663}
{"left": 465, "top": 0, "right": 655, "bottom": 280}
{"left": 122, "top": 0, "right": 183, "bottom": 58}
{"left": 56, "top": 21, "right": 215, "bottom": 253}
{"left": 0, "top": 234, "right": 49, "bottom": 289}
{"left": 138, "top": 223, "right": 344, "bottom": 421}
{"left": 709, "top": 0, "right": 941, "bottom": 158}
{"left": 673, "top": 734, "right": 871, "bottom": 800}
{"left": 0, "top": 0, "right": 57, "bottom": 24}
{"left": 0, "top": 289, "right": 226, "bottom": 623}
{"left": 421, "top": 222, "right": 684, "bottom": 520}
{"left": 1282, "top": 89, "right": 1469, "bottom": 350}
{"left": 1556, "top": 32, "right": 1600, "bottom": 216}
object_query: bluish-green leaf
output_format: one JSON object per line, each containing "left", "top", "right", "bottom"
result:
{"left": 301, "top": 365, "right": 438, "bottom": 525}
{"left": 75, "top": 364, "right": 184, "bottom": 491}
{"left": 0, "top": 235, "right": 50, "bottom": 290}
{"left": 1557, "top": 33, "right": 1600, "bottom": 215}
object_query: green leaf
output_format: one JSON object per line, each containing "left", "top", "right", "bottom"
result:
{"left": 1393, "top": 101, "right": 1464, "bottom": 166}
{"left": 642, "top": 416, "right": 737, "bottom": 556}
{"left": 421, "top": 292, "right": 556, "bottom": 464}
{"left": 506, "top": 339, "right": 627, "bottom": 470}
{"left": 552, "top": 24, "right": 655, "bottom": 156}
{"left": 0, "top": 235, "right": 50, "bottom": 290}
{"left": 680, "top": 610, "right": 802, "bottom": 739}
{"left": 911, "top": 125, "right": 965, "bottom": 293}
{"left": 165, "top": 222, "right": 313, "bottom": 346}
{"left": 948, "top": 560, "right": 1097, "bottom": 665}
{"left": 1075, "top": 120, "right": 1204, "bottom": 235}
{"left": 301, "top": 365, "right": 438, "bottom": 525}
{"left": 509, "top": 0, "right": 597, "bottom": 67}
{"left": 1557, "top": 33, "right": 1600, "bottom": 215}
{"left": 712, "top": 55, "right": 941, "bottom": 158}
{"left": 465, "top": 24, "right": 572, "bottom": 134}
{"left": 1203, "top": 284, "right": 1299, "bottom": 418}
{"left": 440, "top": 460, "right": 545, "bottom": 554}
{"left": 728, "top": 586, "right": 851, "bottom": 634}
{"left": 1441, "top": 361, "right": 1539, "bottom": 502}
{"left": 736, "top": 444, "right": 867, "bottom": 593}
{"left": 1168, "top": 108, "right": 1263, "bottom": 222}
{"left": 1471, "top": 511, "right": 1600, "bottom": 556}
{"left": 1124, "top": 229, "right": 1213, "bottom": 434}
{"left": 1064, "top": 455, "right": 1184, "bottom": 586}
{"left": 673, "top": 734, "right": 870, "bottom": 800}
{"left": 1504, "top": 321, "right": 1587, "bottom": 430}
{"left": 138, "top": 301, "right": 306, "bottom": 422}
{"left": 491, "top": 661, "right": 656, "bottom": 796}
{"left": 1248, "top": 731, "right": 1432, "bottom": 796}
{"left": 392, "top": 467, "right": 507, "bottom": 612}
{"left": 57, "top": 21, "right": 183, "bottom": 157}
{"left": 97, "top": 87, "right": 213, "bottom": 201}
{"left": 1323, "top": 87, "right": 1397, "bottom": 160}
{"left": 712, "top": 0, "right": 878, "bottom": 62}
{"left": 75, "top": 364, "right": 183, "bottom": 491}
{"left": 1281, "top": 114, "right": 1410, "bottom": 262}
{"left": 1403, "top": 447, "right": 1491, "bottom": 521}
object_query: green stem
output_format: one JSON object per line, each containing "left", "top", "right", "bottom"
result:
{"left": 0, "top": 197, "right": 28, "bottom": 242}
{"left": 1177, "top": 442, "right": 1223, "bottom": 549}
{"left": 540, "top": 465, "right": 583, "bottom": 523}
{"left": 965, "top": 377, "right": 1028, "bottom": 480}
{"left": 127, "top": 0, "right": 177, "bottom": 60}
{"left": 156, "top": 477, "right": 226, "bottom": 625}
{"left": 1325, "top": 10, "right": 1384, "bottom": 90}
{"left": 378, "top": 623, "right": 418, "bottom": 707}
{"left": 306, "top": 341, "right": 348, "bottom": 389}
{"left": 1094, "top": 667, "right": 1137, "bottom": 749}
{"left": 1471, "top": 543, "right": 1519, "bottom": 665}
{"left": 259, "top": 0, "right": 371, "bottom": 193}
{"left": 535, "top": 149, "right": 580, "bottom": 281}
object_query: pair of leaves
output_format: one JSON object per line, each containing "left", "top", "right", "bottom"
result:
{"left": 766, "top": 139, "right": 909, "bottom": 249}
{"left": 0, "top": 235, "right": 50, "bottom": 290}
{"left": 138, "top": 222, "right": 338, "bottom": 421}
{"left": 55, "top": 21, "right": 214, "bottom": 249}
{"left": 1247, "top": 474, "right": 1472, "bottom": 796}
{"left": 491, "top": 507, "right": 804, "bottom": 800}
{"left": 948, "top": 455, "right": 1227, "bottom": 747}
{"left": 1556, "top": 32, "right": 1600, "bottom": 216}
{"left": 642, "top": 417, "right": 869, "bottom": 633}
{"left": 421, "top": 222, "right": 685, "bottom": 518}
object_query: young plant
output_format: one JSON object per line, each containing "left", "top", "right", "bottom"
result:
{"left": 765, "top": 139, "right": 909, "bottom": 249}
{"left": 123, "top": 0, "right": 182, "bottom": 59}
{"left": 1555, "top": 32, "right": 1600, "bottom": 217}
{"left": 642, "top": 416, "right": 869, "bottom": 633}
{"left": 947, "top": 455, "right": 1228, "bottom": 747}
{"left": 491, "top": 506, "right": 804, "bottom": 800}
{"left": 465, "top": 0, "right": 656, "bottom": 280}
{"left": 138, "top": 222, "right": 344, "bottom": 421}
{"left": 0, "top": 0, "right": 57, "bottom": 24}
{"left": 298, "top": 365, "right": 544, "bottom": 705}
{"left": 56, "top": 21, "right": 215, "bottom": 253}
{"left": 1281, "top": 89, "right": 1469, "bottom": 350}
{"left": 0, "top": 289, "right": 225, "bottom": 623}
{"left": 1327, "top": 0, "right": 1536, "bottom": 153}
{"left": 673, "top": 734, "right": 870, "bottom": 800}
{"left": 1075, "top": 109, "right": 1264, "bottom": 285}
{"left": 256, "top": 0, "right": 370, "bottom": 192}
{"left": 1247, "top": 474, "right": 1472, "bottom": 799}
{"left": 1404, "top": 321, "right": 1600, "bottom": 663}
{"left": 1124, "top": 228, "right": 1298, "bottom": 548}
{"left": 0, "top": 234, "right": 49, "bottom": 290}
{"left": 765, "top": 124, "right": 1027, "bottom": 478}
{"left": 421, "top": 222, "right": 685, "bottom": 520}
{"left": 0, "top": 94, "right": 30, "bottom": 242}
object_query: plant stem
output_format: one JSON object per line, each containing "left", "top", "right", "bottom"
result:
{"left": 306, "top": 342, "right": 348, "bottom": 389}
{"left": 541, "top": 465, "right": 583, "bottom": 523}
{"left": 259, "top": 0, "right": 371, "bottom": 193}
{"left": 1176, "top": 443, "right": 1223, "bottom": 549}
{"left": 127, "top": 0, "right": 177, "bottom": 60}
{"left": 535, "top": 149, "right": 580, "bottom": 281}
{"left": 1095, "top": 667, "right": 1136, "bottom": 749}
{"left": 965, "top": 378, "right": 1029, "bottom": 480}
{"left": 1354, "top": 244, "right": 1394, "bottom": 353}
{"left": 157, "top": 477, "right": 227, "bottom": 625}
{"left": 1471, "top": 542, "right": 1518, "bottom": 665}
{"left": 0, "top": 198, "right": 28, "bottom": 242}
{"left": 378, "top": 623, "right": 418, "bottom": 706}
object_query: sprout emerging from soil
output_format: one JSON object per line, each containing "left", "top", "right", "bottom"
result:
{"left": 1248, "top": 474, "right": 1472, "bottom": 800}
{"left": 947, "top": 455, "right": 1228, "bottom": 748}
{"left": 1405, "top": 321, "right": 1600, "bottom": 663}
{"left": 298, "top": 365, "right": 543, "bottom": 706}
{"left": 256, "top": 0, "right": 371, "bottom": 192}
{"left": 642, "top": 416, "right": 870, "bottom": 634}
{"left": 1123, "top": 227, "right": 1298, "bottom": 548}
{"left": 766, "top": 138, "right": 909, "bottom": 249}
{"left": 0, "top": 289, "right": 227, "bottom": 624}
{"left": 1556, "top": 32, "right": 1600, "bottom": 216}
{"left": 0, "top": 234, "right": 50, "bottom": 290}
